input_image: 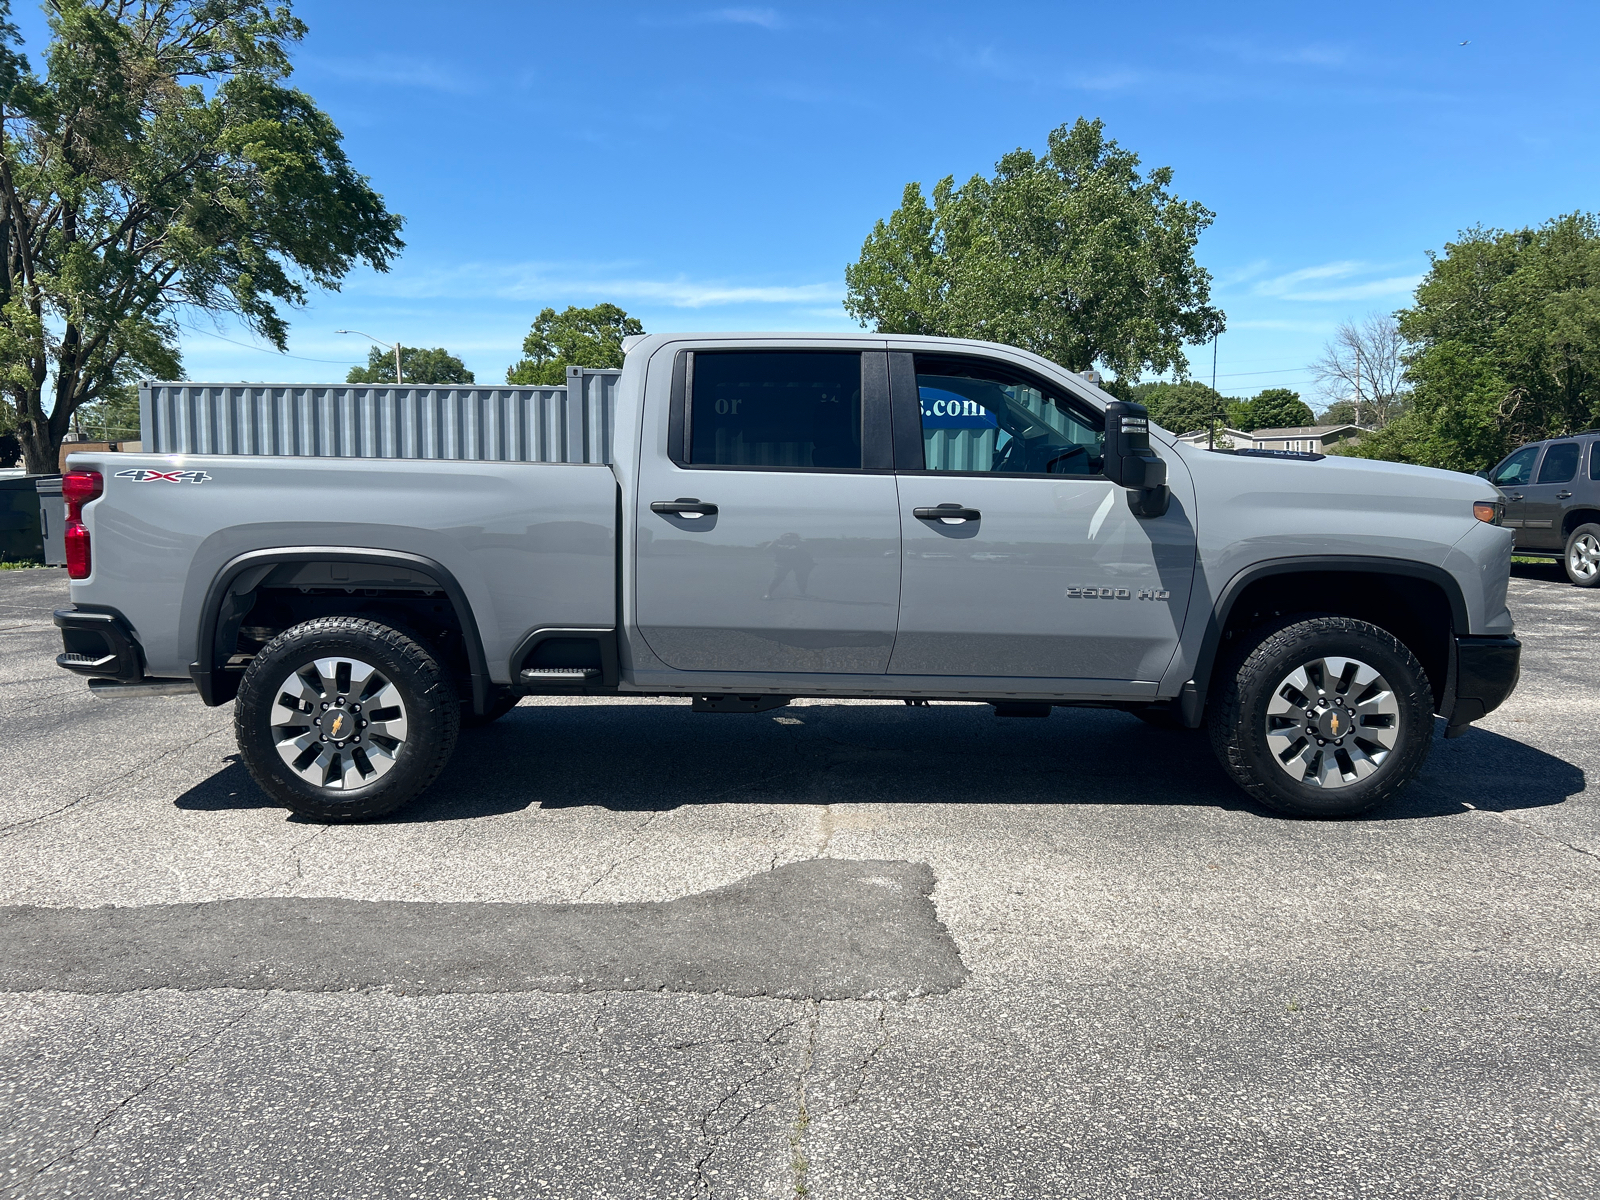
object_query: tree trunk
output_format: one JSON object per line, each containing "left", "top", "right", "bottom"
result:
{"left": 17, "top": 406, "right": 56, "bottom": 475}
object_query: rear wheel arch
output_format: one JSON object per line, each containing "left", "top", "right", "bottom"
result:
{"left": 193, "top": 547, "right": 490, "bottom": 713}
{"left": 1562, "top": 507, "right": 1600, "bottom": 540}
{"left": 1191, "top": 558, "right": 1466, "bottom": 717}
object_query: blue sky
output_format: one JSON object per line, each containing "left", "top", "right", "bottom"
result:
{"left": 17, "top": 1, "right": 1600, "bottom": 403}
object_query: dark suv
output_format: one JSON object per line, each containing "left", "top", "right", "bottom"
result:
{"left": 1486, "top": 432, "right": 1600, "bottom": 586}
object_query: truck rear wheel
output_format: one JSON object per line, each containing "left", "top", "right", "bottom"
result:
{"left": 235, "top": 617, "right": 460, "bottom": 822}
{"left": 1208, "top": 616, "right": 1433, "bottom": 818}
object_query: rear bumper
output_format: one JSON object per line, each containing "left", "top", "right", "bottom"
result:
{"left": 1447, "top": 634, "right": 1521, "bottom": 735}
{"left": 54, "top": 607, "right": 145, "bottom": 682}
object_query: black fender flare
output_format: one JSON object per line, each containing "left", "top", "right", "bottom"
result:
{"left": 1184, "top": 555, "right": 1470, "bottom": 721}
{"left": 192, "top": 547, "right": 490, "bottom": 714}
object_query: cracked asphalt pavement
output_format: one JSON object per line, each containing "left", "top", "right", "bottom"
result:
{"left": 1, "top": 564, "right": 1596, "bottom": 1198}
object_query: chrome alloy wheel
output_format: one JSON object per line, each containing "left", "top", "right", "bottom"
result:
{"left": 1569, "top": 531, "right": 1600, "bottom": 582}
{"left": 1264, "top": 656, "right": 1400, "bottom": 789}
{"left": 269, "top": 656, "right": 409, "bottom": 790}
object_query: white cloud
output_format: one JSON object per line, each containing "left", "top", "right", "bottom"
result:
{"left": 1250, "top": 260, "right": 1421, "bottom": 302}
{"left": 301, "top": 54, "right": 481, "bottom": 96}
{"left": 350, "top": 261, "right": 842, "bottom": 309}
{"left": 707, "top": 7, "right": 784, "bottom": 29}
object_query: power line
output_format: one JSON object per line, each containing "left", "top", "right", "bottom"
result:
{"left": 180, "top": 324, "right": 362, "bottom": 365}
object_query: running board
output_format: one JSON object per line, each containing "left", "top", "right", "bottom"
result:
{"left": 88, "top": 678, "right": 197, "bottom": 698}
{"left": 519, "top": 667, "right": 600, "bottom": 683}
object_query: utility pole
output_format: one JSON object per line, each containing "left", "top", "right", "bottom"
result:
{"left": 1353, "top": 342, "right": 1362, "bottom": 429}
{"left": 1208, "top": 327, "right": 1219, "bottom": 450}
{"left": 336, "top": 330, "right": 404, "bottom": 384}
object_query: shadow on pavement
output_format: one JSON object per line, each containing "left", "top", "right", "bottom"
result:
{"left": 177, "top": 702, "right": 1583, "bottom": 824}
{"left": 1510, "top": 559, "right": 1568, "bottom": 584}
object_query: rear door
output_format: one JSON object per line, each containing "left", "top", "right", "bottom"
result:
{"left": 1521, "top": 439, "right": 1581, "bottom": 550}
{"left": 887, "top": 350, "right": 1195, "bottom": 686}
{"left": 632, "top": 346, "right": 902, "bottom": 673}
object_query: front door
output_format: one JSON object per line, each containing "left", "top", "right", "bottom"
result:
{"left": 1489, "top": 443, "right": 1542, "bottom": 546}
{"left": 887, "top": 351, "right": 1196, "bottom": 686}
{"left": 633, "top": 347, "right": 901, "bottom": 673}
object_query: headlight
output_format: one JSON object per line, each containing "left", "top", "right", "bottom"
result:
{"left": 1473, "top": 500, "right": 1503, "bottom": 525}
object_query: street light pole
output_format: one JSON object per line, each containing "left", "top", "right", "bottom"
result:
{"left": 336, "top": 329, "right": 403, "bottom": 384}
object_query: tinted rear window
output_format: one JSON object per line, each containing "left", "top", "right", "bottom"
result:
{"left": 1538, "top": 441, "right": 1580, "bottom": 484}
{"left": 689, "top": 352, "right": 862, "bottom": 469}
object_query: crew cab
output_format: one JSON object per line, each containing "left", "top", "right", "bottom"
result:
{"left": 52, "top": 333, "right": 1521, "bottom": 820}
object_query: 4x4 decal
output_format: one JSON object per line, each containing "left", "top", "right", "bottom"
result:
{"left": 114, "top": 468, "right": 211, "bottom": 484}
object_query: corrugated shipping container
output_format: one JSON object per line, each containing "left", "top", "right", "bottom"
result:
{"left": 139, "top": 366, "right": 620, "bottom": 464}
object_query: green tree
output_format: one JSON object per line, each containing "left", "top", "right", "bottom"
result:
{"left": 0, "top": 1, "right": 405, "bottom": 474}
{"left": 1231, "top": 387, "right": 1314, "bottom": 431}
{"left": 1317, "top": 398, "right": 1358, "bottom": 426}
{"left": 347, "top": 345, "right": 473, "bottom": 384}
{"left": 844, "top": 117, "right": 1223, "bottom": 379}
{"left": 506, "top": 303, "right": 643, "bottom": 386}
{"left": 1343, "top": 214, "right": 1600, "bottom": 471}
{"left": 1133, "top": 380, "right": 1226, "bottom": 435}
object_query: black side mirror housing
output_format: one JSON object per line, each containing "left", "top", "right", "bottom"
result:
{"left": 1104, "top": 401, "right": 1171, "bottom": 518}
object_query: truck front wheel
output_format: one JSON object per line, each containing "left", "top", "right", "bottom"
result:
{"left": 235, "top": 617, "right": 460, "bottom": 822}
{"left": 1208, "top": 616, "right": 1434, "bottom": 818}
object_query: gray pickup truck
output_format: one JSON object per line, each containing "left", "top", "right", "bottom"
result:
{"left": 52, "top": 333, "right": 1520, "bottom": 821}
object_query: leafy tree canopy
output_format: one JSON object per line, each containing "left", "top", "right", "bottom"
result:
{"left": 347, "top": 345, "right": 473, "bottom": 384}
{"left": 1230, "top": 387, "right": 1314, "bottom": 431}
{"left": 1132, "top": 380, "right": 1225, "bottom": 436}
{"left": 506, "top": 303, "right": 642, "bottom": 386}
{"left": 0, "top": 0, "right": 405, "bottom": 472}
{"left": 844, "top": 117, "right": 1223, "bottom": 379}
{"left": 1344, "top": 213, "right": 1600, "bottom": 471}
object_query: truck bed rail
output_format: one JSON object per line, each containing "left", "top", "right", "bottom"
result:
{"left": 139, "top": 367, "right": 619, "bottom": 464}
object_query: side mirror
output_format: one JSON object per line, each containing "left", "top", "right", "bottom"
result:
{"left": 1104, "top": 401, "right": 1171, "bottom": 518}
{"left": 1473, "top": 469, "right": 1490, "bottom": 480}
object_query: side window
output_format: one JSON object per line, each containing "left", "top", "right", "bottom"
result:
{"left": 1491, "top": 445, "right": 1540, "bottom": 487}
{"left": 687, "top": 351, "right": 862, "bottom": 469}
{"left": 1591, "top": 442, "right": 1600, "bottom": 481}
{"left": 912, "top": 353, "right": 1104, "bottom": 475}
{"left": 1537, "top": 441, "right": 1580, "bottom": 484}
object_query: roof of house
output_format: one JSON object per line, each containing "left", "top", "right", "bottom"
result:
{"left": 1250, "top": 424, "right": 1361, "bottom": 439}
{"left": 1175, "top": 426, "right": 1252, "bottom": 441}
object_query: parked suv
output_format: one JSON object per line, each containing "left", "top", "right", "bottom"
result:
{"left": 1485, "top": 432, "right": 1600, "bottom": 586}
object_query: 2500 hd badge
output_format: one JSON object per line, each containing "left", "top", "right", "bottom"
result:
{"left": 1065, "top": 585, "right": 1171, "bottom": 600}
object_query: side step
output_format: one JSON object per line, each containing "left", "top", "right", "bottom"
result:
{"left": 88, "top": 678, "right": 197, "bottom": 699}
{"left": 693, "top": 694, "right": 792, "bottom": 714}
{"left": 519, "top": 667, "right": 600, "bottom": 683}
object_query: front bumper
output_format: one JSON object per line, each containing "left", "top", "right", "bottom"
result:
{"left": 1447, "top": 634, "right": 1521, "bottom": 736}
{"left": 54, "top": 607, "right": 144, "bottom": 682}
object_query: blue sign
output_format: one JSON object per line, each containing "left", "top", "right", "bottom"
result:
{"left": 920, "top": 386, "right": 998, "bottom": 431}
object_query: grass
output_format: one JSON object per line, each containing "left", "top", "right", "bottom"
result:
{"left": 0, "top": 559, "right": 52, "bottom": 570}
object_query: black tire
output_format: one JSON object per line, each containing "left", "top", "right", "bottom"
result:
{"left": 235, "top": 616, "right": 460, "bottom": 822}
{"left": 461, "top": 691, "right": 520, "bottom": 728}
{"left": 1207, "top": 615, "right": 1434, "bottom": 818}
{"left": 1563, "top": 523, "right": 1600, "bottom": 587}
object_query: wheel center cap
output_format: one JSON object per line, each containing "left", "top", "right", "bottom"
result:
{"left": 323, "top": 708, "right": 354, "bottom": 742}
{"left": 1315, "top": 707, "right": 1349, "bottom": 740}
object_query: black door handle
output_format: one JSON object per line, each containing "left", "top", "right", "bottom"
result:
{"left": 650, "top": 497, "right": 718, "bottom": 517}
{"left": 913, "top": 504, "right": 981, "bottom": 523}
{"left": 1557, "top": 491, "right": 1573, "bottom": 499}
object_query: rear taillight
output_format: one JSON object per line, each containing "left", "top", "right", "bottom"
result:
{"left": 62, "top": 470, "right": 103, "bottom": 580}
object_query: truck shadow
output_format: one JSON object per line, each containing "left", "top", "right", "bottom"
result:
{"left": 170, "top": 702, "right": 1580, "bottom": 824}
{"left": 175, "top": 705, "right": 1581, "bottom": 823}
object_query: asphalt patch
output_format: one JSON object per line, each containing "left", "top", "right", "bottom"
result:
{"left": 0, "top": 858, "right": 967, "bottom": 999}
